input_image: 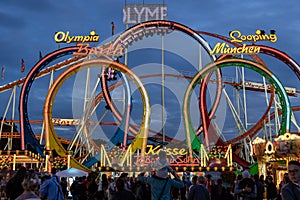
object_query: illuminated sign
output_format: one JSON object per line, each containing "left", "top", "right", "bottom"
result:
{"left": 132, "top": 145, "right": 199, "bottom": 167}
{"left": 123, "top": 4, "right": 167, "bottom": 24}
{"left": 52, "top": 118, "right": 80, "bottom": 126}
{"left": 54, "top": 30, "right": 99, "bottom": 43}
{"left": 134, "top": 155, "right": 200, "bottom": 167}
{"left": 73, "top": 25, "right": 172, "bottom": 58}
{"left": 145, "top": 145, "right": 188, "bottom": 156}
{"left": 73, "top": 43, "right": 123, "bottom": 58}
{"left": 230, "top": 30, "right": 277, "bottom": 43}
{"left": 210, "top": 30, "right": 277, "bottom": 55}
{"left": 244, "top": 81, "right": 296, "bottom": 96}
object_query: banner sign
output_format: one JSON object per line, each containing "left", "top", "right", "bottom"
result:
{"left": 123, "top": 4, "right": 167, "bottom": 24}
{"left": 52, "top": 118, "right": 80, "bottom": 126}
{"left": 54, "top": 31, "right": 99, "bottom": 44}
{"left": 210, "top": 30, "right": 277, "bottom": 55}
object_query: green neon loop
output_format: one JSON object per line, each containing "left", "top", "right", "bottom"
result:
{"left": 183, "top": 58, "right": 291, "bottom": 151}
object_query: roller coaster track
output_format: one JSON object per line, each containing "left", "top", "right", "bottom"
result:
{"left": 19, "top": 46, "right": 87, "bottom": 156}
{"left": 43, "top": 58, "right": 152, "bottom": 170}
{"left": 0, "top": 20, "right": 298, "bottom": 170}
{"left": 197, "top": 31, "right": 300, "bottom": 146}
{"left": 0, "top": 56, "right": 84, "bottom": 93}
{"left": 183, "top": 58, "right": 293, "bottom": 169}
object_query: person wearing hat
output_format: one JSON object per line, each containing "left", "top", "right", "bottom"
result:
{"left": 236, "top": 169, "right": 257, "bottom": 200}
{"left": 152, "top": 151, "right": 173, "bottom": 179}
{"left": 138, "top": 168, "right": 184, "bottom": 200}
{"left": 281, "top": 160, "right": 300, "bottom": 200}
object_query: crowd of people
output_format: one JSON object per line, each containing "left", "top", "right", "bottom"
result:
{"left": 0, "top": 160, "right": 299, "bottom": 200}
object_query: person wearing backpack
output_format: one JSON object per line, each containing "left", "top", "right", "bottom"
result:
{"left": 138, "top": 168, "right": 184, "bottom": 200}
{"left": 39, "top": 168, "right": 64, "bottom": 200}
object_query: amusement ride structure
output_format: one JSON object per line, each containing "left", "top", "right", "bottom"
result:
{"left": 0, "top": 20, "right": 299, "bottom": 176}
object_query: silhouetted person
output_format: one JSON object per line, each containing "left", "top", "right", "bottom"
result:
{"left": 254, "top": 174, "right": 264, "bottom": 200}
{"left": 211, "top": 178, "right": 226, "bottom": 200}
{"left": 15, "top": 174, "right": 40, "bottom": 200}
{"left": 266, "top": 176, "right": 277, "bottom": 200}
{"left": 236, "top": 170, "right": 257, "bottom": 200}
{"left": 60, "top": 177, "right": 68, "bottom": 199}
{"left": 112, "top": 178, "right": 135, "bottom": 200}
{"left": 6, "top": 166, "right": 27, "bottom": 200}
{"left": 74, "top": 177, "right": 87, "bottom": 200}
{"left": 188, "top": 176, "right": 210, "bottom": 200}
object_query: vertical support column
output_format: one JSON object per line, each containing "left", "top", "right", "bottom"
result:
{"left": 67, "top": 151, "right": 72, "bottom": 169}
{"left": 45, "top": 155, "right": 49, "bottom": 172}
{"left": 100, "top": 145, "right": 104, "bottom": 167}
{"left": 200, "top": 144, "right": 208, "bottom": 167}
{"left": 161, "top": 34, "right": 165, "bottom": 145}
{"left": 45, "top": 150, "right": 51, "bottom": 172}
{"left": 13, "top": 154, "right": 16, "bottom": 171}
{"left": 123, "top": 23, "right": 129, "bottom": 149}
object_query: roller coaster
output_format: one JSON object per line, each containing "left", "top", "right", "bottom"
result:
{"left": 0, "top": 20, "right": 299, "bottom": 172}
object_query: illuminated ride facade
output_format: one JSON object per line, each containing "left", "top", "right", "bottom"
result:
{"left": 0, "top": 18, "right": 298, "bottom": 179}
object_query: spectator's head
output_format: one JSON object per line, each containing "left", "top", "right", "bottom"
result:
{"left": 205, "top": 174, "right": 212, "bottom": 181}
{"left": 22, "top": 175, "right": 39, "bottom": 192}
{"left": 237, "top": 174, "right": 243, "bottom": 180}
{"left": 288, "top": 160, "right": 300, "bottom": 184}
{"left": 158, "top": 150, "right": 167, "bottom": 160}
{"left": 120, "top": 172, "right": 128, "bottom": 180}
{"left": 41, "top": 174, "right": 51, "bottom": 183}
{"left": 266, "top": 176, "right": 273, "bottom": 182}
{"left": 16, "top": 166, "right": 27, "bottom": 176}
{"left": 242, "top": 170, "right": 250, "bottom": 178}
{"left": 254, "top": 174, "right": 259, "bottom": 181}
{"left": 217, "top": 178, "right": 222, "bottom": 185}
{"left": 259, "top": 175, "right": 264, "bottom": 182}
{"left": 51, "top": 168, "right": 57, "bottom": 175}
{"left": 102, "top": 173, "right": 108, "bottom": 181}
{"left": 155, "top": 166, "right": 171, "bottom": 179}
{"left": 116, "top": 178, "right": 125, "bottom": 190}
{"left": 197, "top": 176, "right": 205, "bottom": 184}
{"left": 191, "top": 175, "right": 198, "bottom": 185}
